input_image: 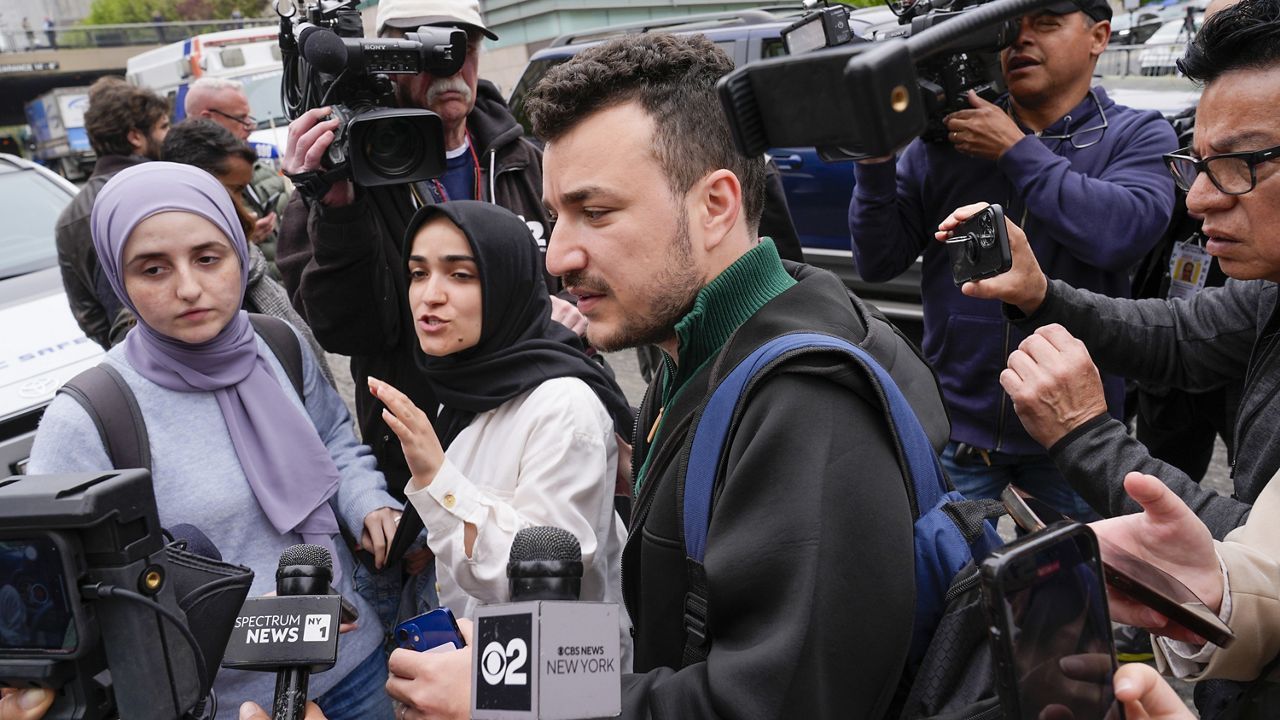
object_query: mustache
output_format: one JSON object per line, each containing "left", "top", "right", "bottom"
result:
{"left": 426, "top": 75, "right": 473, "bottom": 105}
{"left": 561, "top": 272, "right": 610, "bottom": 295}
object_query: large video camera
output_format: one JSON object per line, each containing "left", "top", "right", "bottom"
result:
{"left": 0, "top": 470, "right": 253, "bottom": 720}
{"left": 276, "top": 0, "right": 467, "bottom": 187}
{"left": 720, "top": 0, "right": 1058, "bottom": 160}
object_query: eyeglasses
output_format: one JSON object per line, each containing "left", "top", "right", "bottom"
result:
{"left": 1036, "top": 89, "right": 1109, "bottom": 149}
{"left": 1163, "top": 144, "right": 1280, "bottom": 195}
{"left": 208, "top": 108, "right": 258, "bottom": 129}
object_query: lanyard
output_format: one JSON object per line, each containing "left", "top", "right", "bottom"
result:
{"left": 429, "top": 130, "right": 483, "bottom": 203}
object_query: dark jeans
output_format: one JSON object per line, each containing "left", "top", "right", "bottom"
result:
{"left": 941, "top": 441, "right": 1101, "bottom": 522}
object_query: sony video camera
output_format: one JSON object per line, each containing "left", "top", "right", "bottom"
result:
{"left": 277, "top": 0, "right": 467, "bottom": 187}
{"left": 0, "top": 470, "right": 253, "bottom": 720}
{"left": 720, "top": 0, "right": 1033, "bottom": 160}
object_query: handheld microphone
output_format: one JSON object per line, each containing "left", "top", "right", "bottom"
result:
{"left": 508, "top": 526, "right": 584, "bottom": 602}
{"left": 472, "top": 527, "right": 621, "bottom": 719}
{"left": 272, "top": 544, "right": 332, "bottom": 720}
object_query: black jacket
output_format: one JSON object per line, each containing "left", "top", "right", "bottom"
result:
{"left": 55, "top": 154, "right": 146, "bottom": 349}
{"left": 619, "top": 263, "right": 948, "bottom": 719}
{"left": 277, "top": 80, "right": 552, "bottom": 499}
{"left": 1024, "top": 278, "right": 1273, "bottom": 538}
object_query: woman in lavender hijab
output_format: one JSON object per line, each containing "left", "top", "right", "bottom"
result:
{"left": 27, "top": 162, "right": 398, "bottom": 720}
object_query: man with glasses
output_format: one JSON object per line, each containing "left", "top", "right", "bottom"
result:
{"left": 185, "top": 77, "right": 291, "bottom": 277}
{"left": 848, "top": 0, "right": 1178, "bottom": 519}
{"left": 947, "top": 0, "right": 1280, "bottom": 546}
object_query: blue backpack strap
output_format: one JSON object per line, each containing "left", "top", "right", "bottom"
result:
{"left": 683, "top": 332, "right": 946, "bottom": 562}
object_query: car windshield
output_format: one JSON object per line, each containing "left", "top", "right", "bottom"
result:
{"left": 241, "top": 70, "right": 289, "bottom": 130}
{"left": 0, "top": 169, "right": 70, "bottom": 279}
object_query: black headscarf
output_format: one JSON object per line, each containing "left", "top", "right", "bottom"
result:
{"left": 406, "top": 200, "right": 635, "bottom": 445}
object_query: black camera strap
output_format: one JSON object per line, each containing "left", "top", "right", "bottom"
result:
{"left": 287, "top": 166, "right": 350, "bottom": 205}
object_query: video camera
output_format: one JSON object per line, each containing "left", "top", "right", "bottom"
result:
{"left": 0, "top": 470, "right": 253, "bottom": 720}
{"left": 276, "top": 0, "right": 467, "bottom": 187}
{"left": 720, "top": 0, "right": 1062, "bottom": 160}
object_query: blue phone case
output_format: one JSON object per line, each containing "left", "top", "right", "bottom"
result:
{"left": 395, "top": 607, "right": 466, "bottom": 652}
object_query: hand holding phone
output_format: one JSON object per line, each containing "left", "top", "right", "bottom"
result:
{"left": 395, "top": 607, "right": 466, "bottom": 653}
{"left": 946, "top": 203, "right": 1013, "bottom": 285}
{"left": 981, "top": 521, "right": 1123, "bottom": 720}
{"left": 1002, "top": 484, "right": 1234, "bottom": 648}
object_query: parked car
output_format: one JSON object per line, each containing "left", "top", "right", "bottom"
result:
{"left": 1140, "top": 15, "right": 1200, "bottom": 76}
{"left": 506, "top": 7, "right": 924, "bottom": 339}
{"left": 0, "top": 154, "right": 105, "bottom": 476}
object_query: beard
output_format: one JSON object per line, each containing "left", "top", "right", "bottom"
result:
{"left": 141, "top": 132, "right": 164, "bottom": 161}
{"left": 566, "top": 209, "right": 702, "bottom": 353}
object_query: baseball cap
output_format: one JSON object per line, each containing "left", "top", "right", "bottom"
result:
{"left": 1041, "top": 0, "right": 1114, "bottom": 22}
{"left": 375, "top": 0, "right": 499, "bottom": 40}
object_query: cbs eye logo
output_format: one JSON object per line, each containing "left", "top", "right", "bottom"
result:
{"left": 480, "top": 638, "right": 529, "bottom": 686}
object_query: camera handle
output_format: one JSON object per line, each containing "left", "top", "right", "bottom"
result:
{"left": 286, "top": 166, "right": 352, "bottom": 204}
{"left": 79, "top": 583, "right": 210, "bottom": 703}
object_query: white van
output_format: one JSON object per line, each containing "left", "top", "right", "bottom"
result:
{"left": 126, "top": 26, "right": 289, "bottom": 165}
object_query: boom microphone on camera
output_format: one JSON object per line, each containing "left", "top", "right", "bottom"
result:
{"left": 297, "top": 24, "right": 348, "bottom": 75}
{"left": 472, "top": 527, "right": 620, "bottom": 720}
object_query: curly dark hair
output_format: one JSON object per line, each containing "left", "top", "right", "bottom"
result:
{"left": 1178, "top": 0, "right": 1280, "bottom": 83}
{"left": 84, "top": 77, "right": 169, "bottom": 157}
{"left": 526, "top": 33, "right": 765, "bottom": 233}
{"left": 162, "top": 119, "right": 256, "bottom": 176}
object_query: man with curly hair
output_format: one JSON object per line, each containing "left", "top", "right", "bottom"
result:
{"left": 54, "top": 76, "right": 170, "bottom": 349}
{"left": 382, "top": 32, "right": 947, "bottom": 720}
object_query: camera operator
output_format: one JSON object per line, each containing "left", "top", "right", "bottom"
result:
{"left": 276, "top": 0, "right": 560, "bottom": 502}
{"left": 55, "top": 76, "right": 171, "bottom": 351}
{"left": 934, "top": 0, "right": 1280, "bottom": 544}
{"left": 848, "top": 0, "right": 1177, "bottom": 520}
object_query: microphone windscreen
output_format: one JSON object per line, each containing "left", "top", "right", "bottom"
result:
{"left": 509, "top": 526, "right": 581, "bottom": 563}
{"left": 278, "top": 543, "right": 333, "bottom": 571}
{"left": 168, "top": 523, "right": 222, "bottom": 561}
{"left": 299, "top": 26, "right": 348, "bottom": 75}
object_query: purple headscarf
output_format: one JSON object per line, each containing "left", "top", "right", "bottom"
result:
{"left": 91, "top": 162, "right": 343, "bottom": 580}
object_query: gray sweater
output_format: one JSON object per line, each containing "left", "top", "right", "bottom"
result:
{"left": 28, "top": 330, "right": 398, "bottom": 718}
{"left": 1013, "top": 278, "right": 1276, "bottom": 538}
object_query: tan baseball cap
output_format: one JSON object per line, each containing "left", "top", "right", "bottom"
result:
{"left": 375, "top": 0, "right": 499, "bottom": 40}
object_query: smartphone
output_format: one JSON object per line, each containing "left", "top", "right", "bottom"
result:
{"left": 981, "top": 521, "right": 1122, "bottom": 720}
{"left": 947, "top": 203, "right": 1013, "bottom": 285}
{"left": 1003, "top": 484, "right": 1235, "bottom": 648}
{"left": 395, "top": 607, "right": 465, "bottom": 653}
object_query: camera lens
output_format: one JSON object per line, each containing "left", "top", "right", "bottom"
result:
{"left": 362, "top": 117, "right": 428, "bottom": 180}
{"left": 396, "top": 628, "right": 410, "bottom": 643}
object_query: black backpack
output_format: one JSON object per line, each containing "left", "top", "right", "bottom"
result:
{"left": 56, "top": 314, "right": 305, "bottom": 469}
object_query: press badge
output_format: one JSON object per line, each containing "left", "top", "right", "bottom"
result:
{"left": 1168, "top": 238, "right": 1211, "bottom": 300}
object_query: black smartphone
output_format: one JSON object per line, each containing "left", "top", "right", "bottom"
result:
{"left": 1002, "top": 484, "right": 1235, "bottom": 648}
{"left": 394, "top": 607, "right": 466, "bottom": 653}
{"left": 981, "top": 520, "right": 1123, "bottom": 720}
{"left": 947, "top": 203, "right": 1013, "bottom": 285}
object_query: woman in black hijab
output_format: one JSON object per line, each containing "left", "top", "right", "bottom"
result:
{"left": 369, "top": 201, "right": 633, "bottom": 633}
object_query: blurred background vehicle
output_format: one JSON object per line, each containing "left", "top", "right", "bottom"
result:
{"left": 126, "top": 25, "right": 289, "bottom": 166}
{"left": 23, "top": 86, "right": 94, "bottom": 181}
{"left": 0, "top": 153, "right": 104, "bottom": 476}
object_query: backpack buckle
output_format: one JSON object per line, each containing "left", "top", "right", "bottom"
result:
{"left": 683, "top": 590, "right": 709, "bottom": 648}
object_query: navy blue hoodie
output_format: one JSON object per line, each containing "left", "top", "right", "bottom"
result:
{"left": 849, "top": 86, "right": 1178, "bottom": 455}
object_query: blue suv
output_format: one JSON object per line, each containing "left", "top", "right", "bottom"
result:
{"left": 506, "top": 7, "right": 924, "bottom": 340}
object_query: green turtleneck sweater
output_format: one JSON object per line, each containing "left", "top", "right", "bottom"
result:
{"left": 634, "top": 238, "right": 796, "bottom": 493}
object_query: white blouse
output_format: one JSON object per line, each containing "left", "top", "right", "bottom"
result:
{"left": 407, "top": 376, "right": 631, "bottom": 658}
